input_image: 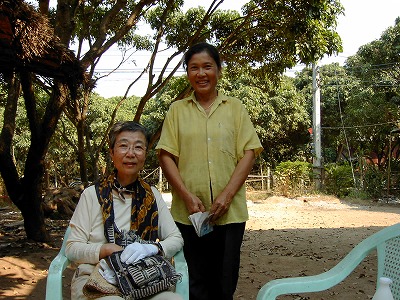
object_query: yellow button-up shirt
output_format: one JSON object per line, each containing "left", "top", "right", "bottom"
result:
{"left": 156, "top": 92, "right": 263, "bottom": 225}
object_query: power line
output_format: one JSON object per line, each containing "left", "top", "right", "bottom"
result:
{"left": 94, "top": 68, "right": 186, "bottom": 73}
{"left": 322, "top": 121, "right": 397, "bottom": 130}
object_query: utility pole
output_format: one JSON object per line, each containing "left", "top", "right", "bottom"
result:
{"left": 312, "top": 62, "right": 322, "bottom": 190}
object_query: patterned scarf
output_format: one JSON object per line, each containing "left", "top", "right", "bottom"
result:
{"left": 95, "top": 172, "right": 159, "bottom": 244}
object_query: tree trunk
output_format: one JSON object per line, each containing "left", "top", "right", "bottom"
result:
{"left": 0, "top": 74, "right": 21, "bottom": 201}
{"left": 18, "top": 73, "right": 70, "bottom": 242}
{"left": 77, "top": 119, "right": 88, "bottom": 184}
{"left": 0, "top": 73, "right": 49, "bottom": 241}
{"left": 19, "top": 173, "right": 50, "bottom": 241}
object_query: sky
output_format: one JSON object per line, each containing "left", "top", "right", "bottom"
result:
{"left": 319, "top": 0, "right": 399, "bottom": 64}
{"left": 92, "top": 0, "right": 400, "bottom": 98}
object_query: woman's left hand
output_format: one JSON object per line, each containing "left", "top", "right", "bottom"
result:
{"left": 210, "top": 191, "right": 233, "bottom": 222}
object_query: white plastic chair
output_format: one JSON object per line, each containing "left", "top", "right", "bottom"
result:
{"left": 45, "top": 226, "right": 189, "bottom": 300}
{"left": 257, "top": 222, "right": 400, "bottom": 300}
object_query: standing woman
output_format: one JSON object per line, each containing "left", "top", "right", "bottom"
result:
{"left": 156, "top": 42, "right": 263, "bottom": 300}
{"left": 66, "top": 121, "right": 184, "bottom": 300}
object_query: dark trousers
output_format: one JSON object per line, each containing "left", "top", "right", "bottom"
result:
{"left": 176, "top": 222, "right": 246, "bottom": 300}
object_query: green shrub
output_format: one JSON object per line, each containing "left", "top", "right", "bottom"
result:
{"left": 346, "top": 188, "right": 370, "bottom": 201}
{"left": 363, "top": 165, "right": 385, "bottom": 199}
{"left": 274, "top": 161, "right": 313, "bottom": 197}
{"left": 324, "top": 163, "right": 354, "bottom": 197}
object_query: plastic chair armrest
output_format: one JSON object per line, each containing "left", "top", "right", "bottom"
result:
{"left": 45, "top": 252, "right": 71, "bottom": 300}
{"left": 174, "top": 249, "right": 189, "bottom": 300}
{"left": 46, "top": 226, "right": 71, "bottom": 300}
{"left": 257, "top": 246, "right": 375, "bottom": 300}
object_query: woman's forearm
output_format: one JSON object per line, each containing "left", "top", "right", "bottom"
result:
{"left": 222, "top": 149, "right": 256, "bottom": 198}
{"left": 210, "top": 150, "right": 256, "bottom": 220}
{"left": 158, "top": 150, "right": 205, "bottom": 213}
{"left": 158, "top": 150, "right": 191, "bottom": 201}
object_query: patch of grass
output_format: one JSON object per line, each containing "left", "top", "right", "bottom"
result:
{"left": 246, "top": 190, "right": 273, "bottom": 202}
{"left": 342, "top": 188, "right": 379, "bottom": 206}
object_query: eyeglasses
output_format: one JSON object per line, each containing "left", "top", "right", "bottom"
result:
{"left": 115, "top": 142, "right": 146, "bottom": 155}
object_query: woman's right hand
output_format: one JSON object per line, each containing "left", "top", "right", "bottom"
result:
{"left": 99, "top": 243, "right": 123, "bottom": 260}
{"left": 185, "top": 193, "right": 206, "bottom": 214}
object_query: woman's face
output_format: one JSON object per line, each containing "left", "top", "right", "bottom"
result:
{"left": 187, "top": 51, "right": 221, "bottom": 97}
{"left": 110, "top": 130, "right": 147, "bottom": 185}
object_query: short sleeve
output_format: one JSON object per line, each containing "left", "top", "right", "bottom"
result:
{"left": 156, "top": 104, "right": 180, "bottom": 157}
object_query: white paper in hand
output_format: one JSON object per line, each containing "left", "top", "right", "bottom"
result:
{"left": 188, "top": 211, "right": 214, "bottom": 237}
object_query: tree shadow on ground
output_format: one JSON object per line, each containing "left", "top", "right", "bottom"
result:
{"left": 0, "top": 201, "right": 398, "bottom": 300}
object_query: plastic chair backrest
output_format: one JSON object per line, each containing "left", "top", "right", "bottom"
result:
{"left": 378, "top": 234, "right": 400, "bottom": 299}
{"left": 257, "top": 222, "right": 400, "bottom": 300}
{"left": 45, "top": 226, "right": 189, "bottom": 300}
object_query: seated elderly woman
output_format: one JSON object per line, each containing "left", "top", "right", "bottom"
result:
{"left": 65, "top": 121, "right": 184, "bottom": 300}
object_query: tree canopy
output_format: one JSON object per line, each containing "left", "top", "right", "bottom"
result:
{"left": 0, "top": 0, "right": 344, "bottom": 241}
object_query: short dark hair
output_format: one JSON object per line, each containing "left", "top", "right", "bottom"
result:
{"left": 108, "top": 121, "right": 150, "bottom": 149}
{"left": 183, "top": 42, "right": 222, "bottom": 71}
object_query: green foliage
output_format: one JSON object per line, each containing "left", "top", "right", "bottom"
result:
{"left": 345, "top": 188, "right": 370, "bottom": 201}
{"left": 50, "top": 0, "right": 344, "bottom": 184}
{"left": 144, "top": 76, "right": 188, "bottom": 130}
{"left": 227, "top": 0, "right": 343, "bottom": 79}
{"left": 344, "top": 90, "right": 397, "bottom": 168}
{"left": 219, "top": 72, "right": 311, "bottom": 166}
{"left": 294, "top": 63, "right": 360, "bottom": 164}
{"left": 362, "top": 165, "right": 386, "bottom": 199}
{"left": 340, "top": 163, "right": 388, "bottom": 201}
{"left": 0, "top": 0, "right": 347, "bottom": 241}
{"left": 73, "top": 0, "right": 157, "bottom": 50}
{"left": 324, "top": 163, "right": 354, "bottom": 197}
{"left": 46, "top": 93, "right": 141, "bottom": 185}
{"left": 4, "top": 0, "right": 396, "bottom": 200}
{"left": 274, "top": 161, "right": 313, "bottom": 197}
{"left": 294, "top": 36, "right": 400, "bottom": 168}
{"left": 342, "top": 18, "right": 400, "bottom": 167}
{"left": 346, "top": 18, "right": 400, "bottom": 97}
{"left": 146, "top": 0, "right": 343, "bottom": 81}
{"left": 0, "top": 88, "right": 53, "bottom": 178}
{"left": 158, "top": 6, "right": 210, "bottom": 49}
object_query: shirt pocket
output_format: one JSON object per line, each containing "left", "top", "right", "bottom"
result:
{"left": 216, "top": 122, "right": 236, "bottom": 159}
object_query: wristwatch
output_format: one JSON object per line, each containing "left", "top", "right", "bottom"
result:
{"left": 154, "top": 242, "right": 165, "bottom": 256}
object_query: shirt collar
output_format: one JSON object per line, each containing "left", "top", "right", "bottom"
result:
{"left": 187, "top": 91, "right": 228, "bottom": 105}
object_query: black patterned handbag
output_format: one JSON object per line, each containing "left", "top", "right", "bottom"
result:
{"left": 107, "top": 251, "right": 182, "bottom": 299}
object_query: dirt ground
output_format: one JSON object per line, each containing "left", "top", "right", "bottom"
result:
{"left": 0, "top": 193, "right": 399, "bottom": 300}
